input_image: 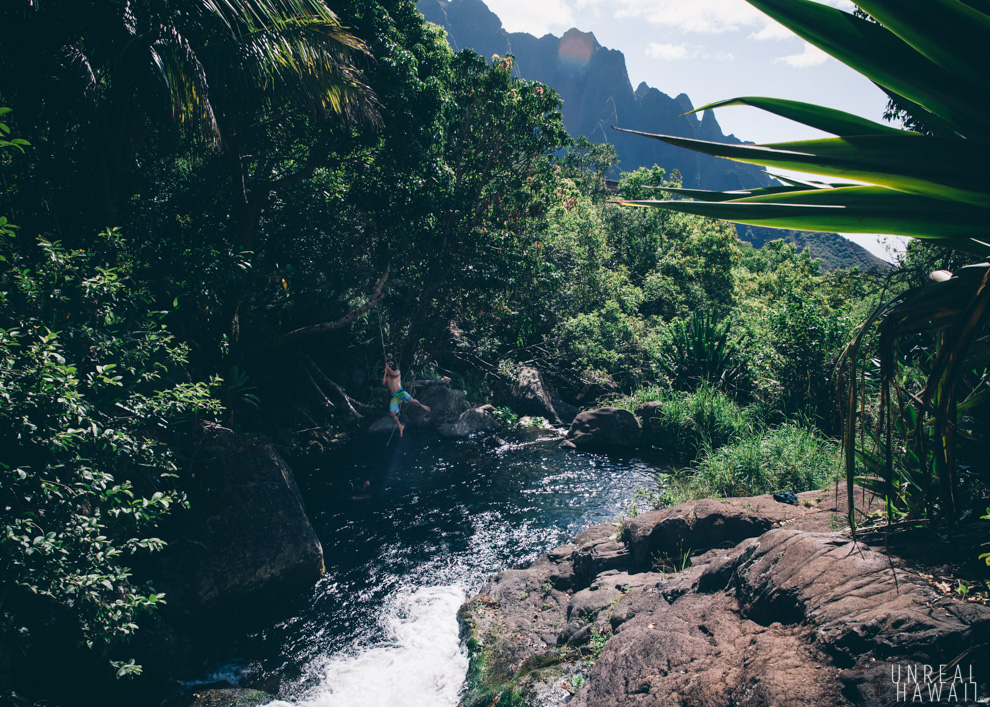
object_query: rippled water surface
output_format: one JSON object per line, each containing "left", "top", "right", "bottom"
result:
{"left": 197, "top": 431, "right": 663, "bottom": 706}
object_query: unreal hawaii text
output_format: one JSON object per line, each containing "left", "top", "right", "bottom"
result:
{"left": 891, "top": 663, "right": 979, "bottom": 703}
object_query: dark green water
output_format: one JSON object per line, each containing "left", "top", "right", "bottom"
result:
{"left": 186, "top": 430, "right": 662, "bottom": 706}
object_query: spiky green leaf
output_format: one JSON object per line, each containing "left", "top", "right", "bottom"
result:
{"left": 691, "top": 97, "right": 905, "bottom": 136}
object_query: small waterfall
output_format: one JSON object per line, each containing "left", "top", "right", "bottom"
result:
{"left": 265, "top": 584, "right": 468, "bottom": 707}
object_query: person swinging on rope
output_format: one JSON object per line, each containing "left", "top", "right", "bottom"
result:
{"left": 382, "top": 361, "right": 430, "bottom": 437}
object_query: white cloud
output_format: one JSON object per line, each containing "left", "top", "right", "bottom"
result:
{"left": 613, "top": 0, "right": 767, "bottom": 33}
{"left": 749, "top": 21, "right": 793, "bottom": 41}
{"left": 647, "top": 43, "right": 733, "bottom": 61}
{"left": 776, "top": 41, "right": 829, "bottom": 67}
{"left": 583, "top": 0, "right": 859, "bottom": 38}
{"left": 647, "top": 43, "right": 690, "bottom": 60}
{"left": 481, "top": 0, "right": 575, "bottom": 35}
{"left": 485, "top": 0, "right": 860, "bottom": 46}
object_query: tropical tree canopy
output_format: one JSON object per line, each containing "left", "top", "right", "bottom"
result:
{"left": 0, "top": 0, "right": 378, "bottom": 221}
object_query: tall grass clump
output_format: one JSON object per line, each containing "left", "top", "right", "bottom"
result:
{"left": 675, "top": 423, "right": 841, "bottom": 501}
{"left": 653, "top": 385, "right": 755, "bottom": 463}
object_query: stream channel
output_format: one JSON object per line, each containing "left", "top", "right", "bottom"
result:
{"left": 188, "top": 429, "right": 663, "bottom": 707}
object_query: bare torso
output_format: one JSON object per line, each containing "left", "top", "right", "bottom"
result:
{"left": 385, "top": 368, "right": 402, "bottom": 395}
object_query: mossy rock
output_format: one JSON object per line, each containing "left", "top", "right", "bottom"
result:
{"left": 171, "top": 687, "right": 274, "bottom": 707}
{"left": 460, "top": 647, "right": 584, "bottom": 707}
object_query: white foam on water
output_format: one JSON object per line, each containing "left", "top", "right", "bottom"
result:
{"left": 266, "top": 584, "right": 469, "bottom": 707}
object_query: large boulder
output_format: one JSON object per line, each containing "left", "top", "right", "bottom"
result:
{"left": 504, "top": 366, "right": 576, "bottom": 425}
{"left": 634, "top": 400, "right": 664, "bottom": 444}
{"left": 574, "top": 372, "right": 621, "bottom": 406}
{"left": 735, "top": 529, "right": 990, "bottom": 659}
{"left": 367, "top": 415, "right": 396, "bottom": 433}
{"left": 622, "top": 494, "right": 817, "bottom": 568}
{"left": 152, "top": 423, "right": 324, "bottom": 615}
{"left": 459, "top": 487, "right": 990, "bottom": 707}
{"left": 402, "top": 382, "right": 470, "bottom": 427}
{"left": 437, "top": 404, "right": 502, "bottom": 438}
{"left": 572, "top": 591, "right": 844, "bottom": 707}
{"left": 367, "top": 383, "right": 474, "bottom": 432}
{"left": 565, "top": 407, "right": 642, "bottom": 448}
{"left": 573, "top": 530, "right": 990, "bottom": 707}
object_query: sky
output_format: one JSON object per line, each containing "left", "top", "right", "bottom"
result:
{"left": 477, "top": 0, "right": 908, "bottom": 261}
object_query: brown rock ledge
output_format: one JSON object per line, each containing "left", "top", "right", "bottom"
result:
{"left": 458, "top": 489, "right": 990, "bottom": 707}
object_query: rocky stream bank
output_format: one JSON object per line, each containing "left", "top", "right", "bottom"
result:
{"left": 133, "top": 367, "right": 990, "bottom": 707}
{"left": 458, "top": 490, "right": 990, "bottom": 707}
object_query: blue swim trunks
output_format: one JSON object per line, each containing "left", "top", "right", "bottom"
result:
{"left": 389, "top": 388, "right": 411, "bottom": 412}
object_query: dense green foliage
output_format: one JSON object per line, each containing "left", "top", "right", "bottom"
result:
{"left": 617, "top": 0, "right": 990, "bottom": 530}
{"left": 0, "top": 0, "right": 933, "bottom": 702}
{"left": 616, "top": 385, "right": 840, "bottom": 505}
{"left": 0, "top": 227, "right": 220, "bottom": 686}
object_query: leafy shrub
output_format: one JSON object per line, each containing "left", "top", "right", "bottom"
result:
{"left": 744, "top": 289, "right": 850, "bottom": 421}
{"left": 557, "top": 300, "right": 647, "bottom": 384}
{"left": 655, "top": 310, "right": 749, "bottom": 392}
{"left": 492, "top": 406, "right": 518, "bottom": 426}
{"left": 0, "top": 230, "right": 220, "bottom": 683}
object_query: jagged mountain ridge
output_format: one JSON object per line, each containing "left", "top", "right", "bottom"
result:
{"left": 419, "top": 0, "right": 770, "bottom": 192}
{"left": 418, "top": 0, "right": 888, "bottom": 270}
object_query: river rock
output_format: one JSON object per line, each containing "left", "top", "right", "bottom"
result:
{"left": 565, "top": 407, "right": 641, "bottom": 448}
{"left": 552, "top": 398, "right": 579, "bottom": 426}
{"left": 152, "top": 422, "right": 324, "bottom": 615}
{"left": 168, "top": 687, "right": 274, "bottom": 707}
{"left": 403, "top": 384, "right": 470, "bottom": 427}
{"left": 574, "top": 373, "right": 621, "bottom": 405}
{"left": 437, "top": 404, "right": 501, "bottom": 438}
{"left": 367, "top": 415, "right": 395, "bottom": 433}
{"left": 735, "top": 528, "right": 990, "bottom": 659}
{"left": 567, "top": 571, "right": 658, "bottom": 623}
{"left": 634, "top": 400, "right": 664, "bottom": 443}
{"left": 622, "top": 494, "right": 816, "bottom": 568}
{"left": 572, "top": 590, "right": 846, "bottom": 707}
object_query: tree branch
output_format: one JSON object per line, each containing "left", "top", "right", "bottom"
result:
{"left": 281, "top": 264, "right": 389, "bottom": 343}
{"left": 303, "top": 355, "right": 367, "bottom": 419}
{"left": 303, "top": 364, "right": 336, "bottom": 411}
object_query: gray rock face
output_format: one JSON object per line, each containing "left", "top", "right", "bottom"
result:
{"left": 167, "top": 687, "right": 274, "bottom": 707}
{"left": 437, "top": 404, "right": 502, "bottom": 438}
{"left": 503, "top": 365, "right": 576, "bottom": 425}
{"left": 565, "top": 407, "right": 641, "bottom": 448}
{"left": 634, "top": 400, "right": 663, "bottom": 443}
{"left": 153, "top": 423, "right": 324, "bottom": 614}
{"left": 458, "top": 489, "right": 990, "bottom": 707}
{"left": 402, "top": 383, "right": 470, "bottom": 427}
{"left": 367, "top": 415, "right": 395, "bottom": 433}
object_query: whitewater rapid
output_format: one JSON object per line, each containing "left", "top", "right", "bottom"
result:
{"left": 265, "top": 583, "right": 469, "bottom": 707}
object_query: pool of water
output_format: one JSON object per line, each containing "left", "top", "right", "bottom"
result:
{"left": 189, "top": 430, "right": 664, "bottom": 706}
